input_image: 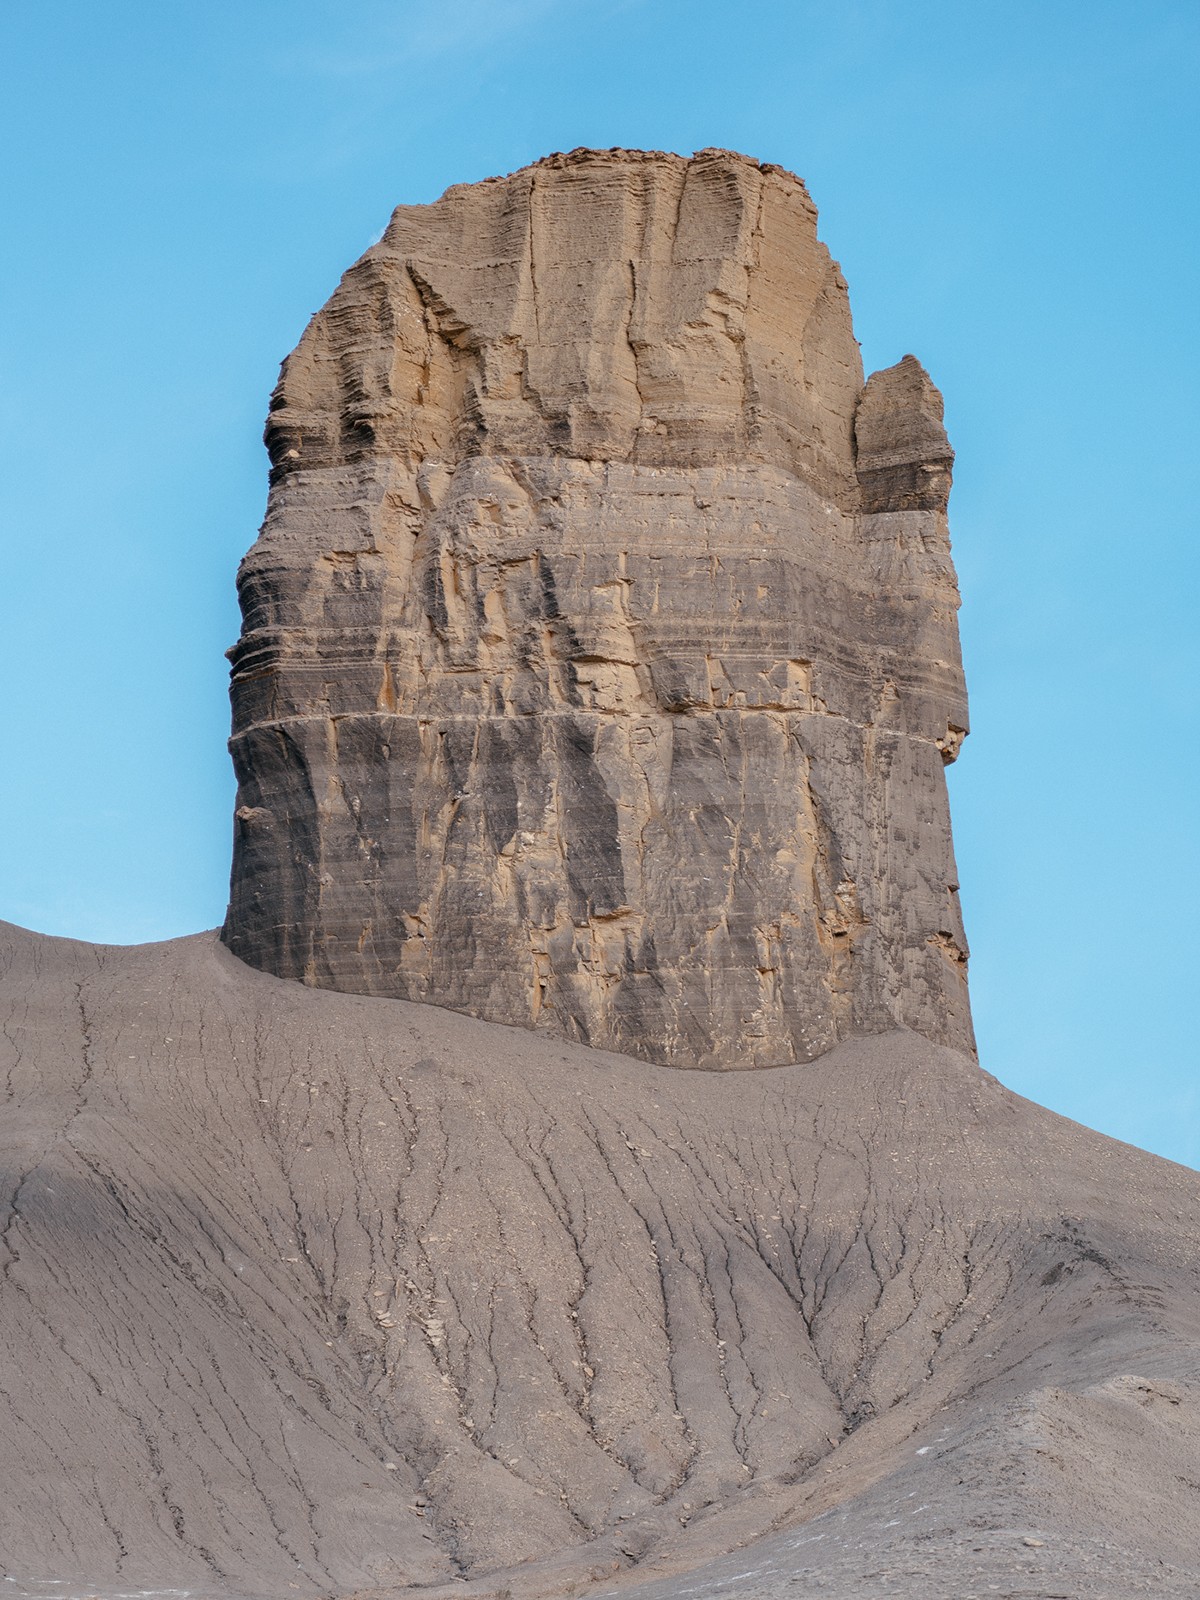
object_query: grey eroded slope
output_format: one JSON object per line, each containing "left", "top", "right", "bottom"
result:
{"left": 2, "top": 919, "right": 1199, "bottom": 1598}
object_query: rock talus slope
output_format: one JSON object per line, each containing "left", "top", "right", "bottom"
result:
{"left": 223, "top": 149, "right": 971, "bottom": 1068}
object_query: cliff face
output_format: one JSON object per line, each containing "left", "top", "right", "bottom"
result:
{"left": 224, "top": 148, "right": 971, "bottom": 1068}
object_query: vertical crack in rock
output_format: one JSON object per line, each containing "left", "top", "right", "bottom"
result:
{"left": 224, "top": 147, "right": 972, "bottom": 1067}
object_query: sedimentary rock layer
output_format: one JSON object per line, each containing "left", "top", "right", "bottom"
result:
{"left": 224, "top": 148, "right": 971, "bottom": 1068}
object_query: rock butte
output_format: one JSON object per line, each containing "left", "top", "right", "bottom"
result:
{"left": 5, "top": 149, "right": 1200, "bottom": 1600}
{"left": 223, "top": 147, "right": 971, "bottom": 1069}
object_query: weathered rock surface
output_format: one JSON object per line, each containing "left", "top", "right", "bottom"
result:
{"left": 3, "top": 921, "right": 1199, "bottom": 1599}
{"left": 6, "top": 146, "right": 1198, "bottom": 1600}
{"left": 224, "top": 148, "right": 971, "bottom": 1068}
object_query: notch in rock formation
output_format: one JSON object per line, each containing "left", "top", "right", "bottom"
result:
{"left": 223, "top": 147, "right": 972, "bottom": 1069}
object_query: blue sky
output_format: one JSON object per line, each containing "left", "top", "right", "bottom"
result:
{"left": 1, "top": 1, "right": 1197, "bottom": 1165}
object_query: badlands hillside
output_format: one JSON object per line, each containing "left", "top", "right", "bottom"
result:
{"left": 3, "top": 151, "right": 1198, "bottom": 1599}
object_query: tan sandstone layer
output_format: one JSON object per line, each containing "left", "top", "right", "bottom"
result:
{"left": 223, "top": 149, "right": 971, "bottom": 1068}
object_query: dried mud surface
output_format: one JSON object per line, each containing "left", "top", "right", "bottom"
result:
{"left": 3, "top": 919, "right": 1199, "bottom": 1598}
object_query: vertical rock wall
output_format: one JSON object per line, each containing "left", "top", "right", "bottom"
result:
{"left": 224, "top": 148, "right": 972, "bottom": 1069}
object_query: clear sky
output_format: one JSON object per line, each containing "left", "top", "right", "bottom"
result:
{"left": 2, "top": 1, "right": 1197, "bottom": 1165}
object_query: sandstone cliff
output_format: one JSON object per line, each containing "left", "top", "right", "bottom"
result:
{"left": 5, "top": 147, "right": 1198, "bottom": 1600}
{"left": 223, "top": 148, "right": 970, "bottom": 1068}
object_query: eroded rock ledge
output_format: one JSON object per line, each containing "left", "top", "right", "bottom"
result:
{"left": 224, "top": 148, "right": 971, "bottom": 1068}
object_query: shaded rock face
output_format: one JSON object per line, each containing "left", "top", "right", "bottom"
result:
{"left": 224, "top": 148, "right": 971, "bottom": 1068}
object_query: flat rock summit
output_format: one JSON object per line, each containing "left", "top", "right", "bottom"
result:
{"left": 3, "top": 150, "right": 1198, "bottom": 1600}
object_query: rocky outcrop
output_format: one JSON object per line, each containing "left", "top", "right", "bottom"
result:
{"left": 224, "top": 148, "right": 971, "bottom": 1068}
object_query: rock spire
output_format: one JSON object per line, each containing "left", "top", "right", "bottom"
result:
{"left": 224, "top": 147, "right": 971, "bottom": 1068}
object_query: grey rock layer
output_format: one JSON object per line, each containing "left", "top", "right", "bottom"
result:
{"left": 3, "top": 923, "right": 1199, "bottom": 1599}
{"left": 224, "top": 148, "right": 971, "bottom": 1068}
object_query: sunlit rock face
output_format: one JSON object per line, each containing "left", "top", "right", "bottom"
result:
{"left": 223, "top": 147, "right": 971, "bottom": 1068}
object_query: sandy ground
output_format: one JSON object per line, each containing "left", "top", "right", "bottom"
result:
{"left": 2, "top": 921, "right": 1198, "bottom": 1597}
